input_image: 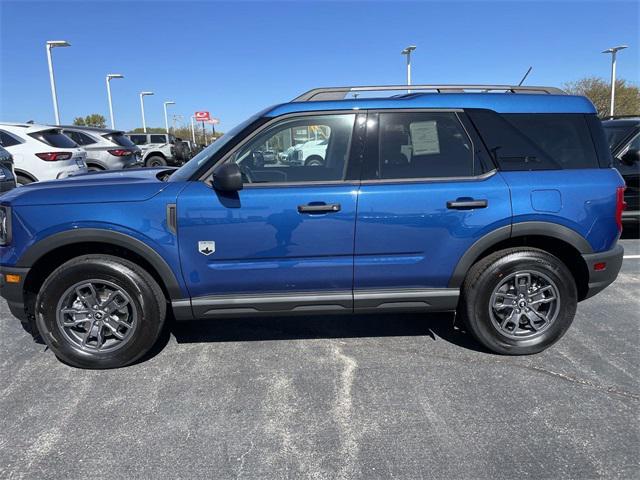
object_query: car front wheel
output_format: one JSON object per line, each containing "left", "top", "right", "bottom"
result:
{"left": 35, "top": 255, "right": 166, "bottom": 369}
{"left": 459, "top": 247, "right": 577, "bottom": 355}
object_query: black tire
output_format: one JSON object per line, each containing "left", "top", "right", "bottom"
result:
{"left": 459, "top": 247, "right": 577, "bottom": 355}
{"left": 16, "top": 174, "right": 33, "bottom": 186}
{"left": 87, "top": 164, "right": 104, "bottom": 172}
{"left": 304, "top": 155, "right": 324, "bottom": 167}
{"left": 35, "top": 255, "right": 166, "bottom": 369}
{"left": 145, "top": 155, "right": 167, "bottom": 167}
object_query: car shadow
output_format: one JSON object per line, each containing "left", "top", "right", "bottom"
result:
{"left": 143, "top": 311, "right": 490, "bottom": 361}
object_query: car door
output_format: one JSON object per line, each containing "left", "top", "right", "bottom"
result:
{"left": 353, "top": 110, "right": 512, "bottom": 311}
{"left": 177, "top": 112, "right": 364, "bottom": 317}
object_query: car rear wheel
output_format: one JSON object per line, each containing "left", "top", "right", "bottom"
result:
{"left": 35, "top": 255, "right": 166, "bottom": 369}
{"left": 87, "top": 164, "right": 104, "bottom": 172}
{"left": 16, "top": 174, "right": 33, "bottom": 186}
{"left": 145, "top": 156, "right": 167, "bottom": 167}
{"left": 304, "top": 155, "right": 324, "bottom": 167}
{"left": 459, "top": 247, "right": 577, "bottom": 355}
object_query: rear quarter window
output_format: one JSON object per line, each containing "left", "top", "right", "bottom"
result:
{"left": 128, "top": 134, "right": 148, "bottom": 145}
{"left": 150, "top": 135, "right": 167, "bottom": 143}
{"left": 106, "top": 133, "right": 136, "bottom": 148}
{"left": 468, "top": 110, "right": 601, "bottom": 171}
{"left": 32, "top": 130, "right": 78, "bottom": 148}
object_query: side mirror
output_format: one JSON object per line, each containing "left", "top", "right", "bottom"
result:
{"left": 212, "top": 162, "right": 243, "bottom": 192}
{"left": 621, "top": 148, "right": 640, "bottom": 166}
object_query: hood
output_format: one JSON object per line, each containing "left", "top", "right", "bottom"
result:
{"left": 1, "top": 168, "right": 175, "bottom": 207}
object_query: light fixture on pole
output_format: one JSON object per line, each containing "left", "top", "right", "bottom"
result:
{"left": 163, "top": 101, "right": 175, "bottom": 133}
{"left": 602, "top": 45, "right": 628, "bottom": 116}
{"left": 401, "top": 45, "right": 416, "bottom": 93}
{"left": 106, "top": 74, "right": 124, "bottom": 129}
{"left": 45, "top": 40, "right": 71, "bottom": 125}
{"left": 139, "top": 91, "right": 154, "bottom": 133}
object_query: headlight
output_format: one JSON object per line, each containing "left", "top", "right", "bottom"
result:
{"left": 0, "top": 206, "right": 11, "bottom": 246}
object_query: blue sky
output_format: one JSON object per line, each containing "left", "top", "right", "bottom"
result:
{"left": 1, "top": 0, "right": 638, "bottom": 133}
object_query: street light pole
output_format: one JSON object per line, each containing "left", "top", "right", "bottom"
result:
{"left": 401, "top": 45, "right": 416, "bottom": 93}
{"left": 139, "top": 91, "right": 154, "bottom": 133}
{"left": 45, "top": 40, "right": 71, "bottom": 125}
{"left": 106, "top": 74, "right": 124, "bottom": 129}
{"left": 602, "top": 45, "right": 628, "bottom": 117}
{"left": 163, "top": 101, "right": 175, "bottom": 133}
{"left": 190, "top": 116, "right": 196, "bottom": 144}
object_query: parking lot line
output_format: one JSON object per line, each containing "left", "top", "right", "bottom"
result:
{"left": 623, "top": 255, "right": 640, "bottom": 259}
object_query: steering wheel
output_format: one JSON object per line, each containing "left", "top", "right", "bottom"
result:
{"left": 239, "top": 164, "right": 254, "bottom": 183}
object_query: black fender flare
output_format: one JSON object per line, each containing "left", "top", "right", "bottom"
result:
{"left": 18, "top": 228, "right": 183, "bottom": 298}
{"left": 13, "top": 169, "right": 38, "bottom": 182}
{"left": 448, "top": 221, "right": 593, "bottom": 288}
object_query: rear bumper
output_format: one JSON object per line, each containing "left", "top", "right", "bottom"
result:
{"left": 581, "top": 244, "right": 624, "bottom": 300}
{"left": 0, "top": 265, "right": 30, "bottom": 320}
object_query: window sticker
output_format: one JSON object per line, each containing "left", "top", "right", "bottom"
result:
{"left": 410, "top": 121, "right": 440, "bottom": 155}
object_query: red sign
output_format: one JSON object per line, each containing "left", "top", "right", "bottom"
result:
{"left": 195, "top": 111, "right": 210, "bottom": 121}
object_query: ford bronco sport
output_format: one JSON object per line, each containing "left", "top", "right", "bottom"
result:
{"left": 0, "top": 84, "right": 625, "bottom": 368}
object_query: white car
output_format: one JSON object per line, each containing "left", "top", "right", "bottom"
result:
{"left": 0, "top": 123, "right": 88, "bottom": 185}
{"left": 284, "top": 139, "right": 327, "bottom": 166}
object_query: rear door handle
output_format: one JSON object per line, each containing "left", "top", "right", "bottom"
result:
{"left": 446, "top": 199, "right": 488, "bottom": 210}
{"left": 297, "top": 203, "right": 341, "bottom": 213}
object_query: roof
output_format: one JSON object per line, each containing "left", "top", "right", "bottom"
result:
{"left": 56, "top": 125, "right": 122, "bottom": 134}
{"left": 265, "top": 92, "right": 597, "bottom": 117}
{"left": 0, "top": 122, "right": 64, "bottom": 133}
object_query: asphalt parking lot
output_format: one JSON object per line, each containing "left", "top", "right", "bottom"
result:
{"left": 1, "top": 237, "right": 638, "bottom": 480}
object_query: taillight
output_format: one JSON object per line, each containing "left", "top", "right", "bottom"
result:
{"left": 615, "top": 186, "right": 627, "bottom": 232}
{"left": 108, "top": 149, "right": 132, "bottom": 157}
{"left": 35, "top": 152, "right": 72, "bottom": 161}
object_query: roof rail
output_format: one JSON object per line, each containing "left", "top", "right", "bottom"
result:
{"left": 293, "top": 84, "right": 567, "bottom": 102}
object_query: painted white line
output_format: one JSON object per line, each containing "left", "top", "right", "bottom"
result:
{"left": 623, "top": 255, "right": 640, "bottom": 259}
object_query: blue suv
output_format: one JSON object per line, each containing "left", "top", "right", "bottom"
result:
{"left": 0, "top": 85, "right": 625, "bottom": 368}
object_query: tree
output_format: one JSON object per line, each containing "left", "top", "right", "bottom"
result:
{"left": 564, "top": 77, "right": 640, "bottom": 117}
{"left": 72, "top": 114, "right": 106, "bottom": 128}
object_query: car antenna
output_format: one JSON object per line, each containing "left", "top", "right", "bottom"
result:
{"left": 518, "top": 66, "right": 533, "bottom": 86}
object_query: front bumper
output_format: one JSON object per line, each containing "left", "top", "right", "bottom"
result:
{"left": 581, "top": 243, "right": 624, "bottom": 300}
{"left": 0, "top": 265, "right": 30, "bottom": 320}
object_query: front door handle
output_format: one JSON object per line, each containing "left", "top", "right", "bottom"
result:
{"left": 446, "top": 198, "right": 488, "bottom": 210}
{"left": 297, "top": 203, "right": 341, "bottom": 214}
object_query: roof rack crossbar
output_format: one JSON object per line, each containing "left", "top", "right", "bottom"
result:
{"left": 293, "top": 84, "right": 566, "bottom": 102}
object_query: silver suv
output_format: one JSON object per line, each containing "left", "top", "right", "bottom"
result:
{"left": 125, "top": 133, "right": 179, "bottom": 167}
{"left": 61, "top": 126, "right": 142, "bottom": 171}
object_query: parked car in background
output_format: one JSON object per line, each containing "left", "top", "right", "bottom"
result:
{"left": 602, "top": 116, "right": 640, "bottom": 224}
{"left": 59, "top": 126, "right": 142, "bottom": 171}
{"left": 283, "top": 139, "right": 327, "bottom": 166}
{"left": 0, "top": 123, "right": 87, "bottom": 185}
{"left": 0, "top": 145, "right": 16, "bottom": 193}
{"left": 0, "top": 84, "right": 625, "bottom": 368}
{"left": 125, "top": 133, "right": 180, "bottom": 167}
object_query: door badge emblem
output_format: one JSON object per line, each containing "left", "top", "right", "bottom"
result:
{"left": 198, "top": 241, "right": 216, "bottom": 256}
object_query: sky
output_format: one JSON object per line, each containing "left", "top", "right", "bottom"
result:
{"left": 0, "top": 0, "right": 638, "bottom": 133}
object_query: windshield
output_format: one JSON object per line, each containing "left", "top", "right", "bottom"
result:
{"left": 603, "top": 124, "right": 636, "bottom": 150}
{"left": 169, "top": 113, "right": 265, "bottom": 182}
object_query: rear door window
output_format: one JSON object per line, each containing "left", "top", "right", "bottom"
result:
{"left": 150, "top": 135, "right": 167, "bottom": 144}
{"left": 372, "top": 112, "right": 475, "bottom": 179}
{"left": 128, "top": 134, "right": 148, "bottom": 145}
